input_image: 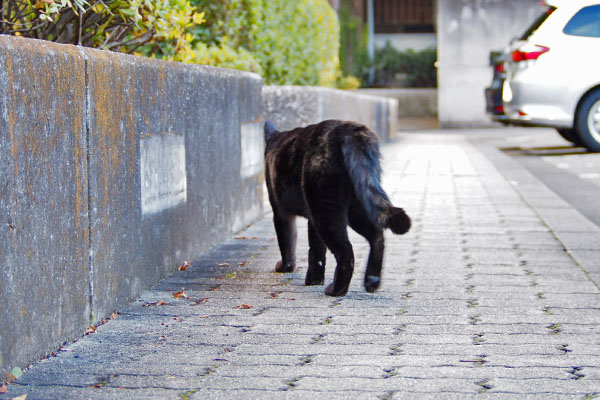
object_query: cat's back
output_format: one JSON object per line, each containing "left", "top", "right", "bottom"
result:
{"left": 266, "top": 120, "right": 375, "bottom": 168}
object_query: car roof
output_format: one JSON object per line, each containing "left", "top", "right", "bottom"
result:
{"left": 546, "top": 0, "right": 600, "bottom": 8}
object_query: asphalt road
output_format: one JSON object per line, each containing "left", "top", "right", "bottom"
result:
{"left": 478, "top": 127, "right": 600, "bottom": 229}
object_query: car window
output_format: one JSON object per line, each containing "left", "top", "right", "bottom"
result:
{"left": 564, "top": 5, "right": 600, "bottom": 37}
{"left": 520, "top": 7, "right": 556, "bottom": 40}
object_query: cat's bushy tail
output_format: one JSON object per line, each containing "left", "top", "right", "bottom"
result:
{"left": 341, "top": 126, "right": 411, "bottom": 235}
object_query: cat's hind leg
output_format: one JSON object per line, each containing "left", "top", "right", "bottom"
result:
{"left": 363, "top": 232, "right": 384, "bottom": 293}
{"left": 350, "top": 214, "right": 385, "bottom": 293}
{"left": 349, "top": 207, "right": 385, "bottom": 293}
{"left": 273, "top": 213, "right": 297, "bottom": 273}
{"left": 306, "top": 221, "right": 326, "bottom": 285}
{"left": 308, "top": 211, "right": 354, "bottom": 297}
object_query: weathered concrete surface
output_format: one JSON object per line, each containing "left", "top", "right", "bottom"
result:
{"left": 0, "top": 33, "right": 430, "bottom": 381}
{"left": 263, "top": 85, "right": 398, "bottom": 141}
{"left": 0, "top": 35, "right": 263, "bottom": 377}
{"left": 82, "top": 47, "right": 264, "bottom": 322}
{"left": 357, "top": 88, "right": 437, "bottom": 118}
{"left": 2, "top": 128, "right": 599, "bottom": 399}
{"left": 437, "top": 0, "right": 543, "bottom": 127}
{"left": 0, "top": 36, "right": 90, "bottom": 376}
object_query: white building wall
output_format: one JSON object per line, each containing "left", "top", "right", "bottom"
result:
{"left": 437, "top": 0, "right": 543, "bottom": 127}
{"left": 375, "top": 33, "right": 436, "bottom": 51}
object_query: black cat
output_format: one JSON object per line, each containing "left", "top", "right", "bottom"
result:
{"left": 264, "top": 120, "right": 411, "bottom": 297}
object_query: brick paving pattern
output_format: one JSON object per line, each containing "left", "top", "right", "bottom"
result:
{"left": 2, "top": 132, "right": 599, "bottom": 399}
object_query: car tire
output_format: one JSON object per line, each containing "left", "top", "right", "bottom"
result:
{"left": 575, "top": 89, "right": 600, "bottom": 152}
{"left": 556, "top": 128, "right": 584, "bottom": 146}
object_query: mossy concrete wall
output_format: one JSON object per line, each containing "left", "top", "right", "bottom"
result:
{"left": 262, "top": 85, "right": 398, "bottom": 141}
{"left": 0, "top": 35, "right": 91, "bottom": 380}
{"left": 0, "top": 35, "right": 263, "bottom": 376}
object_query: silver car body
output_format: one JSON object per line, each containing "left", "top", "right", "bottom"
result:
{"left": 503, "top": 0, "right": 600, "bottom": 129}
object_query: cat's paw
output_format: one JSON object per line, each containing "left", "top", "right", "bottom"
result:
{"left": 364, "top": 275, "right": 381, "bottom": 293}
{"left": 305, "top": 276, "right": 324, "bottom": 286}
{"left": 325, "top": 283, "right": 349, "bottom": 297}
{"left": 305, "top": 263, "right": 325, "bottom": 285}
{"left": 275, "top": 260, "right": 295, "bottom": 273}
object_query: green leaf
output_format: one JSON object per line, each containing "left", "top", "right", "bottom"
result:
{"left": 12, "top": 367, "right": 23, "bottom": 378}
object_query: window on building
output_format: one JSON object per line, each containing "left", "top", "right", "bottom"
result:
{"left": 374, "top": 0, "right": 435, "bottom": 33}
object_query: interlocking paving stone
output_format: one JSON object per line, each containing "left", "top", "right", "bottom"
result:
{"left": 2, "top": 131, "right": 599, "bottom": 399}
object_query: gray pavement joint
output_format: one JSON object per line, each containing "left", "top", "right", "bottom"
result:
{"left": 472, "top": 138, "right": 600, "bottom": 290}
{"left": 2, "top": 130, "right": 599, "bottom": 399}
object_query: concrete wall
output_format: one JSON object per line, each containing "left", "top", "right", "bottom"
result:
{"left": 0, "top": 35, "right": 264, "bottom": 376}
{"left": 1, "top": 35, "right": 399, "bottom": 378}
{"left": 263, "top": 85, "right": 398, "bottom": 141}
{"left": 437, "top": 0, "right": 544, "bottom": 127}
{"left": 374, "top": 33, "right": 436, "bottom": 52}
{"left": 357, "top": 88, "right": 437, "bottom": 118}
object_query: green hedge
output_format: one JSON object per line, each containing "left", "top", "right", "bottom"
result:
{"left": 355, "top": 43, "right": 438, "bottom": 88}
{"left": 1, "top": 0, "right": 345, "bottom": 87}
{"left": 184, "top": 0, "right": 341, "bottom": 86}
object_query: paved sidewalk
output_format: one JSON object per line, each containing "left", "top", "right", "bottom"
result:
{"left": 2, "top": 130, "right": 600, "bottom": 399}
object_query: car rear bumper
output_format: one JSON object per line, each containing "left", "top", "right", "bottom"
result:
{"left": 503, "top": 79, "right": 574, "bottom": 128}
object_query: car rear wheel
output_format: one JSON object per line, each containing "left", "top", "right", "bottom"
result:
{"left": 575, "top": 89, "right": 600, "bottom": 152}
{"left": 556, "top": 128, "right": 584, "bottom": 146}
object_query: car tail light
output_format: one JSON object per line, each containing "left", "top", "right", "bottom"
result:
{"left": 494, "top": 62, "right": 505, "bottom": 73}
{"left": 495, "top": 105, "right": 505, "bottom": 114}
{"left": 512, "top": 45, "right": 550, "bottom": 62}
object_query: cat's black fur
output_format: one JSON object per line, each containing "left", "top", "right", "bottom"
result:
{"left": 264, "top": 119, "right": 411, "bottom": 296}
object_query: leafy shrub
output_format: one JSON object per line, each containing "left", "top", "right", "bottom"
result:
{"left": 1, "top": 0, "right": 349, "bottom": 88}
{"left": 335, "top": 74, "right": 361, "bottom": 90}
{"left": 0, "top": 0, "right": 204, "bottom": 61}
{"left": 189, "top": 0, "right": 341, "bottom": 86}
{"left": 356, "top": 42, "right": 437, "bottom": 88}
{"left": 193, "top": 42, "right": 262, "bottom": 74}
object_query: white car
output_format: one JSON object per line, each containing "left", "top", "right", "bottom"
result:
{"left": 502, "top": 0, "right": 600, "bottom": 151}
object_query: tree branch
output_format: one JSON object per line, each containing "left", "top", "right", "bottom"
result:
{"left": 104, "top": 27, "right": 154, "bottom": 51}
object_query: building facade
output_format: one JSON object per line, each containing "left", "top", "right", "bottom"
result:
{"left": 373, "top": 0, "right": 436, "bottom": 51}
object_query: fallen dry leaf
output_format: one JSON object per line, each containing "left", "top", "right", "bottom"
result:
{"left": 234, "top": 236, "right": 248, "bottom": 240}
{"left": 173, "top": 288, "right": 187, "bottom": 299}
{"left": 218, "top": 262, "right": 229, "bottom": 267}
{"left": 143, "top": 300, "right": 168, "bottom": 307}
{"left": 0, "top": 384, "right": 7, "bottom": 393}
{"left": 85, "top": 325, "right": 97, "bottom": 335}
{"left": 234, "top": 304, "right": 253, "bottom": 309}
{"left": 178, "top": 260, "right": 191, "bottom": 271}
{"left": 109, "top": 312, "right": 118, "bottom": 320}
